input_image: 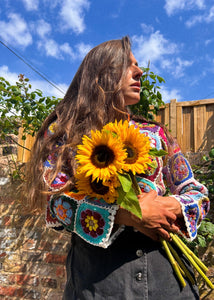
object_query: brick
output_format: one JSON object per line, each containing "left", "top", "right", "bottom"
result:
{"left": 23, "top": 288, "right": 41, "bottom": 299}
{"left": 3, "top": 261, "right": 27, "bottom": 273}
{"left": 14, "top": 274, "right": 39, "bottom": 287}
{"left": 0, "top": 274, "right": 11, "bottom": 285}
{"left": 24, "top": 229, "right": 42, "bottom": 240}
{"left": 0, "top": 238, "right": 15, "bottom": 249}
{"left": 23, "top": 239, "right": 37, "bottom": 250}
{"left": 21, "top": 251, "right": 44, "bottom": 262}
{"left": 0, "top": 286, "right": 24, "bottom": 297}
{"left": 3, "top": 216, "right": 11, "bottom": 226}
{"left": 41, "top": 277, "right": 57, "bottom": 288}
{"left": 0, "top": 229, "right": 17, "bottom": 238}
{"left": 37, "top": 241, "right": 52, "bottom": 251}
{"left": 45, "top": 291, "right": 64, "bottom": 300}
{"left": 60, "top": 280, "right": 66, "bottom": 290}
{"left": 55, "top": 266, "right": 66, "bottom": 278}
{"left": 12, "top": 215, "right": 29, "bottom": 227}
{"left": 27, "top": 263, "right": 55, "bottom": 276}
{"left": 6, "top": 253, "right": 22, "bottom": 262}
{"left": 45, "top": 253, "right": 67, "bottom": 264}
{"left": 52, "top": 242, "right": 71, "bottom": 253}
{"left": 0, "top": 252, "right": 6, "bottom": 258}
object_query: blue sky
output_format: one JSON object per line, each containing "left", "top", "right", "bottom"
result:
{"left": 1, "top": 0, "right": 214, "bottom": 103}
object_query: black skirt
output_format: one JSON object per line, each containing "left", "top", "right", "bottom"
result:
{"left": 63, "top": 227, "right": 199, "bottom": 300}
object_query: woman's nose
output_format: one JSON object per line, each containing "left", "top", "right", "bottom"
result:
{"left": 134, "top": 66, "right": 143, "bottom": 80}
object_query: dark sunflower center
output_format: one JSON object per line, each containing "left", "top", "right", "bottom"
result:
{"left": 90, "top": 179, "right": 109, "bottom": 195}
{"left": 124, "top": 144, "right": 138, "bottom": 164}
{"left": 91, "top": 145, "right": 115, "bottom": 168}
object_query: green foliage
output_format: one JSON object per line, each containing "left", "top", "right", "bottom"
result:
{"left": 193, "top": 147, "right": 214, "bottom": 200}
{"left": 187, "top": 148, "right": 214, "bottom": 253}
{"left": 130, "top": 66, "right": 165, "bottom": 120}
{"left": 0, "top": 74, "right": 61, "bottom": 140}
{"left": 187, "top": 218, "right": 214, "bottom": 254}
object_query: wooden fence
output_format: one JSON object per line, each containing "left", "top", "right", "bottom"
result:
{"left": 16, "top": 98, "right": 214, "bottom": 162}
{"left": 154, "top": 98, "right": 214, "bottom": 153}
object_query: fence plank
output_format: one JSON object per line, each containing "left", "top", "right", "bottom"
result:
{"left": 177, "top": 98, "right": 214, "bottom": 107}
{"left": 169, "top": 99, "right": 177, "bottom": 138}
{"left": 176, "top": 106, "right": 183, "bottom": 151}
{"left": 193, "top": 105, "right": 206, "bottom": 152}
{"left": 17, "top": 130, "right": 35, "bottom": 163}
{"left": 206, "top": 104, "right": 214, "bottom": 151}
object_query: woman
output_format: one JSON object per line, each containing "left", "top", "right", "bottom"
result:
{"left": 25, "top": 36, "right": 209, "bottom": 299}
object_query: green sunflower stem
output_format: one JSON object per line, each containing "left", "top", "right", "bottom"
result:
{"left": 161, "top": 238, "right": 186, "bottom": 288}
{"left": 129, "top": 172, "right": 142, "bottom": 195}
{"left": 172, "top": 233, "right": 208, "bottom": 273}
{"left": 170, "top": 233, "right": 214, "bottom": 290}
{"left": 167, "top": 241, "right": 195, "bottom": 285}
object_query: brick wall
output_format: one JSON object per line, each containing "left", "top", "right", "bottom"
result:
{"left": 0, "top": 184, "right": 71, "bottom": 300}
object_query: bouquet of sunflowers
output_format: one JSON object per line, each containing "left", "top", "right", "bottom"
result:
{"left": 75, "top": 120, "right": 213, "bottom": 290}
{"left": 75, "top": 119, "right": 161, "bottom": 219}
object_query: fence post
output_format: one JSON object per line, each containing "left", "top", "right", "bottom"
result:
{"left": 169, "top": 99, "right": 177, "bottom": 138}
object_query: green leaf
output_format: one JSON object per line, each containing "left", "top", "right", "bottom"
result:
{"left": 117, "top": 172, "right": 132, "bottom": 193}
{"left": 209, "top": 148, "right": 214, "bottom": 158}
{"left": 149, "top": 148, "right": 168, "bottom": 157}
{"left": 197, "top": 235, "right": 207, "bottom": 247}
{"left": 117, "top": 186, "right": 142, "bottom": 219}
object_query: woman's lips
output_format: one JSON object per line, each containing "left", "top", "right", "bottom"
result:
{"left": 131, "top": 82, "right": 141, "bottom": 90}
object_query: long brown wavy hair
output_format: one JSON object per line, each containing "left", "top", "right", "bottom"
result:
{"left": 24, "top": 36, "right": 173, "bottom": 213}
{"left": 24, "top": 36, "right": 133, "bottom": 212}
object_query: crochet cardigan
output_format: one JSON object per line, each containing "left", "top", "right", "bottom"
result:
{"left": 43, "top": 121, "right": 210, "bottom": 248}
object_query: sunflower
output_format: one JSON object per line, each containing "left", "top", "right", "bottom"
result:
{"left": 104, "top": 120, "right": 151, "bottom": 175}
{"left": 76, "top": 129, "right": 127, "bottom": 182}
{"left": 75, "top": 172, "right": 118, "bottom": 204}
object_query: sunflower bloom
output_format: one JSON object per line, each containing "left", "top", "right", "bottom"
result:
{"left": 75, "top": 172, "right": 118, "bottom": 204}
{"left": 76, "top": 129, "right": 127, "bottom": 181}
{"left": 104, "top": 120, "right": 151, "bottom": 175}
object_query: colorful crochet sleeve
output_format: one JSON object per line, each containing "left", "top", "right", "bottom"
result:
{"left": 163, "top": 141, "right": 210, "bottom": 241}
{"left": 43, "top": 123, "right": 121, "bottom": 248}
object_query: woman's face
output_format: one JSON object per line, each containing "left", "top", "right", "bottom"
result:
{"left": 121, "top": 52, "right": 143, "bottom": 106}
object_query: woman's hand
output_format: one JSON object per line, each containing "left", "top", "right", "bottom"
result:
{"left": 135, "top": 190, "right": 180, "bottom": 240}
{"left": 115, "top": 190, "right": 181, "bottom": 241}
{"left": 154, "top": 194, "right": 182, "bottom": 218}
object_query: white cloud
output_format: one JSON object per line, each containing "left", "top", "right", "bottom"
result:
{"left": 0, "top": 65, "right": 67, "bottom": 98}
{"left": 206, "top": 5, "right": 214, "bottom": 22}
{"left": 161, "top": 86, "right": 182, "bottom": 103}
{"left": 186, "top": 5, "right": 214, "bottom": 27}
{"left": 38, "top": 39, "right": 63, "bottom": 59}
{"left": 37, "top": 37, "right": 92, "bottom": 61}
{"left": 60, "top": 43, "right": 75, "bottom": 58}
{"left": 161, "top": 57, "right": 193, "bottom": 78}
{"left": 59, "top": 0, "right": 90, "bottom": 34}
{"left": 34, "top": 19, "right": 52, "bottom": 38}
{"left": 31, "top": 79, "right": 67, "bottom": 98}
{"left": 42, "top": 0, "right": 60, "bottom": 10}
{"left": 132, "top": 31, "right": 192, "bottom": 80}
{"left": 21, "top": 0, "right": 39, "bottom": 11}
{"left": 164, "top": 0, "right": 205, "bottom": 16}
{"left": 141, "top": 23, "right": 154, "bottom": 34}
{"left": 185, "top": 15, "right": 203, "bottom": 27}
{"left": 75, "top": 42, "right": 92, "bottom": 60}
{"left": 205, "top": 39, "right": 212, "bottom": 46}
{"left": 0, "top": 65, "right": 20, "bottom": 85}
{"left": 132, "top": 31, "right": 178, "bottom": 67}
{"left": 172, "top": 58, "right": 193, "bottom": 78}
{"left": 0, "top": 13, "right": 32, "bottom": 48}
